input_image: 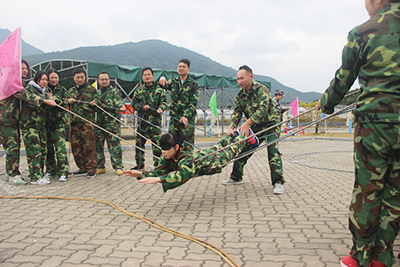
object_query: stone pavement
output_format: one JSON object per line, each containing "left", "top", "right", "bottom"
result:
{"left": 1, "top": 138, "right": 400, "bottom": 267}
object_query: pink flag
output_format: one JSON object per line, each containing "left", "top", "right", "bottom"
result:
{"left": 0, "top": 28, "right": 24, "bottom": 101}
{"left": 290, "top": 98, "right": 299, "bottom": 117}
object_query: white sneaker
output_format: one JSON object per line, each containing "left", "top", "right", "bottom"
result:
{"left": 59, "top": 175, "right": 68, "bottom": 182}
{"left": 8, "top": 175, "right": 27, "bottom": 185}
{"left": 273, "top": 183, "right": 284, "bottom": 194}
{"left": 44, "top": 173, "right": 57, "bottom": 179}
{"left": 222, "top": 178, "right": 244, "bottom": 185}
{"left": 31, "top": 178, "right": 51, "bottom": 185}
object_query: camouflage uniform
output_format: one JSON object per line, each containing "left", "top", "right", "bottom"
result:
{"left": 95, "top": 85, "right": 124, "bottom": 170}
{"left": 19, "top": 82, "right": 49, "bottom": 181}
{"left": 45, "top": 84, "right": 69, "bottom": 177}
{"left": 132, "top": 83, "right": 167, "bottom": 167}
{"left": 0, "top": 85, "right": 43, "bottom": 178}
{"left": 68, "top": 83, "right": 100, "bottom": 174}
{"left": 230, "top": 82, "right": 284, "bottom": 186}
{"left": 162, "top": 76, "right": 199, "bottom": 149}
{"left": 319, "top": 3, "right": 400, "bottom": 266}
{"left": 142, "top": 134, "right": 247, "bottom": 192}
{"left": 273, "top": 98, "right": 287, "bottom": 122}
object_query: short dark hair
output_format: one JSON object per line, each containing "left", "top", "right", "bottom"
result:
{"left": 390, "top": 0, "right": 400, "bottom": 3}
{"left": 73, "top": 67, "right": 86, "bottom": 77}
{"left": 179, "top": 58, "right": 191, "bottom": 68}
{"left": 98, "top": 70, "right": 110, "bottom": 78}
{"left": 46, "top": 68, "right": 59, "bottom": 77}
{"left": 33, "top": 70, "right": 48, "bottom": 84}
{"left": 238, "top": 65, "right": 253, "bottom": 74}
{"left": 142, "top": 67, "right": 154, "bottom": 75}
{"left": 159, "top": 131, "right": 185, "bottom": 150}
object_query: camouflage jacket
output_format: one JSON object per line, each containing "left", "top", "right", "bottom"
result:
{"left": 162, "top": 75, "right": 199, "bottom": 123}
{"left": 0, "top": 88, "right": 43, "bottom": 124}
{"left": 230, "top": 82, "right": 279, "bottom": 133}
{"left": 19, "top": 82, "right": 48, "bottom": 128}
{"left": 97, "top": 85, "right": 124, "bottom": 126}
{"left": 45, "top": 84, "right": 68, "bottom": 125}
{"left": 132, "top": 83, "right": 167, "bottom": 126}
{"left": 320, "top": 3, "right": 400, "bottom": 123}
{"left": 273, "top": 98, "right": 286, "bottom": 121}
{"left": 68, "top": 83, "right": 100, "bottom": 124}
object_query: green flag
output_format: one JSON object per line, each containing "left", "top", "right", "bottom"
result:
{"left": 209, "top": 92, "right": 218, "bottom": 117}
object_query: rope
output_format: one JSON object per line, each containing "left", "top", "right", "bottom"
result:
{"left": 57, "top": 104, "right": 159, "bottom": 160}
{"left": 0, "top": 195, "right": 239, "bottom": 267}
{"left": 288, "top": 151, "right": 354, "bottom": 173}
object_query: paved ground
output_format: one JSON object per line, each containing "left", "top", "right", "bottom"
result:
{"left": 1, "top": 138, "right": 400, "bottom": 267}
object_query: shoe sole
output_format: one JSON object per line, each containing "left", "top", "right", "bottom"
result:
{"left": 222, "top": 181, "right": 244, "bottom": 185}
{"left": 273, "top": 191, "right": 284, "bottom": 195}
{"left": 73, "top": 173, "right": 88, "bottom": 176}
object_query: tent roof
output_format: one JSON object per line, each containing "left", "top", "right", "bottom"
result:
{"left": 31, "top": 59, "right": 271, "bottom": 89}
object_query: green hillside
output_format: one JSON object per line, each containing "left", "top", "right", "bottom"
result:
{"left": 23, "top": 39, "right": 321, "bottom": 103}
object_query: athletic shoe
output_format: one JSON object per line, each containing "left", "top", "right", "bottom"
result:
{"left": 59, "top": 176, "right": 68, "bottom": 182}
{"left": 371, "top": 259, "right": 387, "bottom": 267}
{"left": 87, "top": 172, "right": 96, "bottom": 179}
{"left": 247, "top": 128, "right": 259, "bottom": 148}
{"left": 221, "top": 178, "right": 244, "bottom": 185}
{"left": 273, "top": 183, "right": 285, "bottom": 194}
{"left": 73, "top": 170, "right": 88, "bottom": 176}
{"left": 30, "top": 178, "right": 50, "bottom": 185}
{"left": 8, "top": 175, "right": 27, "bottom": 185}
{"left": 96, "top": 168, "right": 106, "bottom": 174}
{"left": 116, "top": 169, "right": 123, "bottom": 175}
{"left": 340, "top": 256, "right": 372, "bottom": 267}
{"left": 131, "top": 165, "right": 145, "bottom": 170}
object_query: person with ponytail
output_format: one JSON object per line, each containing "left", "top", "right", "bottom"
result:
{"left": 123, "top": 130, "right": 259, "bottom": 193}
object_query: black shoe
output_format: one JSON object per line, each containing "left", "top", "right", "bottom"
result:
{"left": 87, "top": 172, "right": 96, "bottom": 179}
{"left": 130, "top": 165, "right": 145, "bottom": 170}
{"left": 73, "top": 170, "right": 88, "bottom": 176}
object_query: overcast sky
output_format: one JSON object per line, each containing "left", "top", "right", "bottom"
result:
{"left": 2, "top": 0, "right": 369, "bottom": 93}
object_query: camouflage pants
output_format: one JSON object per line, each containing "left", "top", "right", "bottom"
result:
{"left": 350, "top": 122, "right": 400, "bottom": 267}
{"left": 71, "top": 123, "right": 97, "bottom": 173}
{"left": 20, "top": 124, "right": 47, "bottom": 181}
{"left": 46, "top": 123, "right": 68, "bottom": 176}
{"left": 95, "top": 124, "right": 123, "bottom": 170}
{"left": 0, "top": 122, "right": 21, "bottom": 177}
{"left": 169, "top": 118, "right": 195, "bottom": 150}
{"left": 230, "top": 127, "right": 284, "bottom": 185}
{"left": 135, "top": 124, "right": 161, "bottom": 167}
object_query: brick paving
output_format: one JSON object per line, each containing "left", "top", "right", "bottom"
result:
{"left": 1, "top": 138, "right": 400, "bottom": 267}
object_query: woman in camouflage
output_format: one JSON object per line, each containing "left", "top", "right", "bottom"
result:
{"left": 123, "top": 130, "right": 258, "bottom": 193}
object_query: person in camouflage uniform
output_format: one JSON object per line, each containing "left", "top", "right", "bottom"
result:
{"left": 20, "top": 71, "right": 57, "bottom": 185}
{"left": 223, "top": 65, "right": 285, "bottom": 195}
{"left": 0, "top": 61, "right": 56, "bottom": 184}
{"left": 44, "top": 69, "right": 69, "bottom": 182}
{"left": 273, "top": 90, "right": 290, "bottom": 122}
{"left": 95, "top": 71, "right": 125, "bottom": 175}
{"left": 159, "top": 59, "right": 199, "bottom": 150}
{"left": 123, "top": 131, "right": 253, "bottom": 193}
{"left": 68, "top": 68, "right": 100, "bottom": 178}
{"left": 317, "top": 1, "right": 400, "bottom": 266}
{"left": 131, "top": 67, "right": 167, "bottom": 169}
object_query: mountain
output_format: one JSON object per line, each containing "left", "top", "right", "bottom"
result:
{"left": 21, "top": 39, "right": 320, "bottom": 102}
{"left": 0, "top": 28, "right": 45, "bottom": 56}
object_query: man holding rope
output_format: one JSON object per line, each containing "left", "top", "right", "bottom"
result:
{"left": 68, "top": 68, "right": 100, "bottom": 179}
{"left": 223, "top": 65, "right": 285, "bottom": 195}
{"left": 95, "top": 71, "right": 125, "bottom": 175}
{"left": 131, "top": 67, "right": 167, "bottom": 170}
{"left": 317, "top": 1, "right": 400, "bottom": 266}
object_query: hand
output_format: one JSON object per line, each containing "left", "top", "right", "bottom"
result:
{"left": 43, "top": 99, "right": 57, "bottom": 107}
{"left": 228, "top": 126, "right": 235, "bottom": 136}
{"left": 120, "top": 105, "right": 126, "bottom": 111}
{"left": 68, "top": 98, "right": 76, "bottom": 104}
{"left": 316, "top": 100, "right": 321, "bottom": 111}
{"left": 285, "top": 107, "right": 290, "bottom": 111}
{"left": 180, "top": 116, "right": 188, "bottom": 127}
{"left": 157, "top": 108, "right": 163, "bottom": 114}
{"left": 238, "top": 122, "right": 250, "bottom": 137}
{"left": 159, "top": 76, "right": 167, "bottom": 86}
{"left": 138, "top": 177, "right": 161, "bottom": 184}
{"left": 89, "top": 100, "right": 96, "bottom": 106}
{"left": 123, "top": 170, "right": 143, "bottom": 178}
{"left": 143, "top": 105, "right": 150, "bottom": 111}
